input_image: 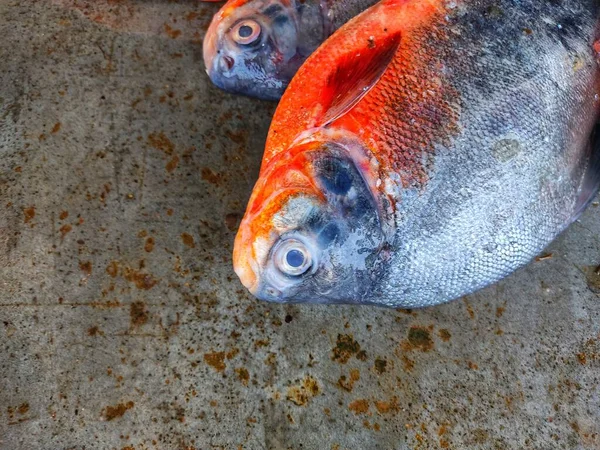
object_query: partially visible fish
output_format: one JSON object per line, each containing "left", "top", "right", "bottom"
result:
{"left": 202, "top": 0, "right": 380, "bottom": 100}
{"left": 233, "top": 0, "right": 600, "bottom": 307}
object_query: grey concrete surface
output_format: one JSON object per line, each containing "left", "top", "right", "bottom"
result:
{"left": 1, "top": 1, "right": 600, "bottom": 449}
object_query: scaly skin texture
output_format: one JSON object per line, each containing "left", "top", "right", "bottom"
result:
{"left": 203, "top": 0, "right": 381, "bottom": 99}
{"left": 234, "top": 0, "right": 600, "bottom": 307}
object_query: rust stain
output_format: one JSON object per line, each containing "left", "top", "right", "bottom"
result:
{"left": 79, "top": 261, "right": 92, "bottom": 276}
{"left": 496, "top": 306, "right": 505, "bottom": 318}
{"left": 103, "top": 401, "right": 134, "bottom": 421}
{"left": 166, "top": 154, "right": 179, "bottom": 173}
{"left": 338, "top": 368, "right": 360, "bottom": 392}
{"left": 438, "top": 329, "right": 451, "bottom": 342}
{"left": 374, "top": 397, "right": 399, "bottom": 414}
{"left": 332, "top": 334, "right": 366, "bottom": 364}
{"left": 226, "top": 348, "right": 240, "bottom": 359}
{"left": 123, "top": 267, "right": 158, "bottom": 290}
{"left": 60, "top": 224, "right": 72, "bottom": 237}
{"left": 17, "top": 403, "right": 29, "bottom": 415}
{"left": 286, "top": 375, "right": 320, "bottom": 406}
{"left": 204, "top": 352, "right": 226, "bottom": 372}
{"left": 181, "top": 233, "right": 195, "bottom": 249}
{"left": 87, "top": 326, "right": 104, "bottom": 336}
{"left": 404, "top": 326, "right": 434, "bottom": 352}
{"left": 148, "top": 132, "right": 174, "bottom": 155}
{"left": 402, "top": 355, "right": 415, "bottom": 372}
{"left": 164, "top": 23, "right": 182, "bottom": 39}
{"left": 374, "top": 358, "right": 387, "bottom": 374}
{"left": 106, "top": 261, "right": 119, "bottom": 278}
{"left": 59, "top": 210, "right": 69, "bottom": 220}
{"left": 201, "top": 167, "right": 223, "bottom": 186}
{"left": 130, "top": 301, "right": 148, "bottom": 327}
{"left": 144, "top": 237, "right": 155, "bottom": 252}
{"left": 348, "top": 399, "right": 369, "bottom": 415}
{"left": 23, "top": 206, "right": 35, "bottom": 223}
{"left": 235, "top": 367, "right": 250, "bottom": 386}
{"left": 51, "top": 122, "right": 61, "bottom": 134}
{"left": 225, "top": 213, "right": 240, "bottom": 232}
{"left": 464, "top": 299, "right": 475, "bottom": 319}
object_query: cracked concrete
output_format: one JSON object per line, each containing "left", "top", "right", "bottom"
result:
{"left": 1, "top": 1, "right": 600, "bottom": 449}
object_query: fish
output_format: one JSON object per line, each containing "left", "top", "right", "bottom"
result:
{"left": 202, "top": 0, "right": 380, "bottom": 100}
{"left": 233, "top": 0, "right": 600, "bottom": 307}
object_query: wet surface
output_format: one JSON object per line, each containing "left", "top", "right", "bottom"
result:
{"left": 1, "top": 1, "right": 600, "bottom": 449}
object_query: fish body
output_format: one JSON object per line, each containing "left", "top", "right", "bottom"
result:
{"left": 233, "top": 0, "right": 600, "bottom": 307}
{"left": 202, "top": 0, "right": 380, "bottom": 99}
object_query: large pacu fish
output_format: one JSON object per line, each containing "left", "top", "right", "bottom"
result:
{"left": 202, "top": 0, "right": 379, "bottom": 99}
{"left": 233, "top": 0, "right": 600, "bottom": 307}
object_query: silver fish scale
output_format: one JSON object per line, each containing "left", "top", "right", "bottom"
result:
{"left": 376, "top": 0, "right": 599, "bottom": 307}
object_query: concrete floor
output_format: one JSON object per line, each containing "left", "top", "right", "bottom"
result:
{"left": 1, "top": 1, "right": 600, "bottom": 449}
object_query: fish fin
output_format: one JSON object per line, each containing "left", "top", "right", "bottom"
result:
{"left": 572, "top": 124, "right": 600, "bottom": 221}
{"left": 319, "top": 33, "right": 401, "bottom": 127}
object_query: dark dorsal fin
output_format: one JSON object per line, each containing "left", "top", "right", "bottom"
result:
{"left": 319, "top": 32, "right": 402, "bottom": 127}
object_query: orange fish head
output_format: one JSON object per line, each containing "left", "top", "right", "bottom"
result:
{"left": 203, "top": 0, "right": 322, "bottom": 100}
{"left": 233, "top": 138, "right": 387, "bottom": 303}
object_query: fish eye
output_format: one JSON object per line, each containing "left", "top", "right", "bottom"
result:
{"left": 231, "top": 20, "right": 261, "bottom": 46}
{"left": 273, "top": 238, "right": 312, "bottom": 277}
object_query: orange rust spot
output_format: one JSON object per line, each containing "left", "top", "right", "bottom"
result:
{"left": 23, "top": 206, "right": 35, "bottom": 223}
{"left": 348, "top": 399, "right": 369, "bottom": 415}
{"left": 338, "top": 368, "right": 360, "bottom": 392}
{"left": 467, "top": 361, "right": 479, "bottom": 370}
{"left": 201, "top": 167, "right": 223, "bottom": 186}
{"left": 106, "top": 261, "right": 119, "bottom": 278}
{"left": 286, "top": 375, "right": 320, "bottom": 406}
{"left": 181, "top": 233, "right": 195, "bottom": 249}
{"left": 144, "top": 237, "right": 155, "bottom": 252}
{"left": 59, "top": 211, "right": 69, "bottom": 220}
{"left": 147, "top": 132, "right": 174, "bottom": 155}
{"left": 17, "top": 403, "right": 29, "bottom": 415}
{"left": 123, "top": 267, "right": 158, "bottom": 290}
{"left": 438, "top": 329, "right": 451, "bottom": 342}
{"left": 104, "top": 401, "right": 134, "bottom": 421}
{"left": 464, "top": 299, "right": 475, "bottom": 319}
{"left": 79, "top": 261, "right": 92, "bottom": 276}
{"left": 185, "top": 12, "right": 199, "bottom": 21}
{"left": 130, "top": 302, "right": 148, "bottom": 327}
{"left": 374, "top": 397, "right": 399, "bottom": 414}
{"left": 51, "top": 122, "right": 61, "bottom": 134}
{"left": 402, "top": 355, "right": 415, "bottom": 372}
{"left": 60, "top": 224, "right": 72, "bottom": 237}
{"left": 226, "top": 348, "right": 240, "bottom": 359}
{"left": 204, "top": 352, "right": 226, "bottom": 372}
{"left": 235, "top": 367, "right": 250, "bottom": 386}
{"left": 496, "top": 306, "right": 505, "bottom": 318}
{"left": 166, "top": 154, "right": 179, "bottom": 173}
{"left": 164, "top": 23, "right": 182, "bottom": 39}
{"left": 87, "top": 326, "right": 103, "bottom": 337}
{"left": 577, "top": 353, "right": 587, "bottom": 365}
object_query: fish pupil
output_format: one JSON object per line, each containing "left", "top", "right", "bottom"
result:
{"left": 239, "top": 25, "right": 253, "bottom": 38}
{"left": 286, "top": 249, "right": 305, "bottom": 268}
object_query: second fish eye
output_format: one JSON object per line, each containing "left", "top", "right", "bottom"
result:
{"left": 232, "top": 20, "right": 261, "bottom": 45}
